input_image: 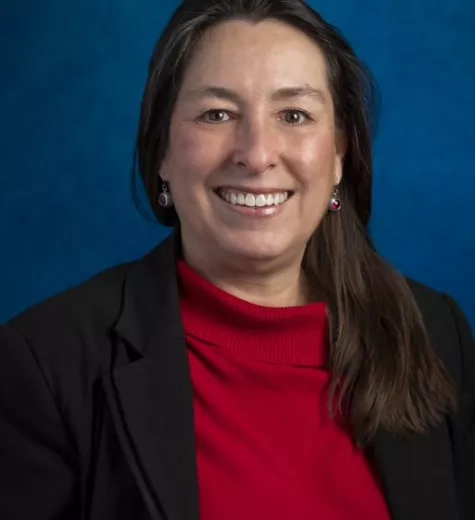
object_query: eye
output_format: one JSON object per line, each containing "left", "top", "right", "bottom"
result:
{"left": 199, "top": 109, "right": 232, "bottom": 124}
{"left": 280, "top": 109, "right": 312, "bottom": 126}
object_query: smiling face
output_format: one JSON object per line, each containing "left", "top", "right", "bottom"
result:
{"left": 162, "top": 19, "right": 344, "bottom": 272}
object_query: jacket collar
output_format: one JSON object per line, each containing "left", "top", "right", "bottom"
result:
{"left": 105, "top": 228, "right": 200, "bottom": 520}
{"left": 104, "top": 230, "right": 459, "bottom": 520}
{"left": 114, "top": 228, "right": 184, "bottom": 358}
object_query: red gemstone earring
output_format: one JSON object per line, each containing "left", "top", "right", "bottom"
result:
{"left": 329, "top": 186, "right": 341, "bottom": 212}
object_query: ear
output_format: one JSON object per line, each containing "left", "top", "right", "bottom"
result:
{"left": 334, "top": 130, "right": 347, "bottom": 185}
{"left": 159, "top": 149, "right": 171, "bottom": 182}
{"left": 158, "top": 163, "right": 170, "bottom": 183}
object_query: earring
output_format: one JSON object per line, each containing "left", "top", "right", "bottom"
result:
{"left": 329, "top": 186, "right": 341, "bottom": 212}
{"left": 158, "top": 180, "right": 173, "bottom": 208}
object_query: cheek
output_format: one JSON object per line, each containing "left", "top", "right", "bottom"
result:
{"left": 167, "top": 124, "right": 224, "bottom": 180}
{"left": 296, "top": 131, "right": 338, "bottom": 180}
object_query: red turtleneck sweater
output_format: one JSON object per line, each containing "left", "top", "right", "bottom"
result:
{"left": 177, "top": 259, "right": 390, "bottom": 520}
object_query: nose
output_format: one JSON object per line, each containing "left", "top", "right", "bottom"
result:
{"left": 230, "top": 117, "right": 279, "bottom": 174}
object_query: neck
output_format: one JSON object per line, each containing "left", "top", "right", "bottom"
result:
{"left": 180, "top": 240, "right": 309, "bottom": 308}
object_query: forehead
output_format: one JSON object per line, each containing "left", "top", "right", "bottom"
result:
{"left": 179, "top": 19, "right": 330, "bottom": 95}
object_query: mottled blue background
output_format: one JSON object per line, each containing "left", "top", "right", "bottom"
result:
{"left": 1, "top": 0, "right": 474, "bottom": 327}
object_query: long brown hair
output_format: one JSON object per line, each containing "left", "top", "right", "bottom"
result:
{"left": 133, "top": 0, "right": 456, "bottom": 444}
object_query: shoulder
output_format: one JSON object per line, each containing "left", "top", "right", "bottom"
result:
{"left": 0, "top": 261, "right": 136, "bottom": 397}
{"left": 6, "top": 261, "right": 132, "bottom": 352}
{"left": 0, "top": 235, "right": 178, "bottom": 445}
{"left": 1, "top": 233, "right": 178, "bottom": 378}
{"left": 0, "top": 260, "right": 138, "bottom": 450}
{"left": 405, "top": 277, "right": 474, "bottom": 391}
{"left": 406, "top": 277, "right": 452, "bottom": 319}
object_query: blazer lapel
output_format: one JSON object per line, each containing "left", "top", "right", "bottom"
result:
{"left": 103, "top": 230, "right": 200, "bottom": 520}
{"left": 370, "top": 423, "right": 459, "bottom": 520}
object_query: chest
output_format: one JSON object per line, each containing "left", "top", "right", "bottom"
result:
{"left": 81, "top": 364, "right": 461, "bottom": 520}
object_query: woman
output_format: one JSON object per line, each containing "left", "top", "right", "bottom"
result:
{"left": 0, "top": 0, "right": 473, "bottom": 519}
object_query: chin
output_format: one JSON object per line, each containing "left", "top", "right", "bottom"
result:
{"left": 217, "top": 234, "right": 294, "bottom": 265}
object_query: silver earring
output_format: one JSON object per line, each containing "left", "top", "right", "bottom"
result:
{"left": 329, "top": 186, "right": 341, "bottom": 212}
{"left": 158, "top": 180, "right": 173, "bottom": 208}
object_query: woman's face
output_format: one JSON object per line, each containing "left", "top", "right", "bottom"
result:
{"left": 162, "top": 19, "right": 344, "bottom": 268}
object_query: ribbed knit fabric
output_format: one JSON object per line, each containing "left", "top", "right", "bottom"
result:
{"left": 177, "top": 259, "right": 391, "bottom": 520}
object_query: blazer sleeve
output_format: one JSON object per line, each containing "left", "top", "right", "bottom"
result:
{"left": 445, "top": 296, "right": 475, "bottom": 520}
{"left": 0, "top": 324, "right": 79, "bottom": 519}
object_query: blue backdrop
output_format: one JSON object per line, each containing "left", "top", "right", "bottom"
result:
{"left": 1, "top": 0, "right": 474, "bottom": 327}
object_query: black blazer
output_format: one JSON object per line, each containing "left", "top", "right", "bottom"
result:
{"left": 0, "top": 233, "right": 474, "bottom": 520}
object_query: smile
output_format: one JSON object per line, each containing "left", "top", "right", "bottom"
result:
{"left": 216, "top": 188, "right": 292, "bottom": 208}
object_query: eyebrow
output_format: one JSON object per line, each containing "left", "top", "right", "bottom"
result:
{"left": 183, "top": 85, "right": 327, "bottom": 104}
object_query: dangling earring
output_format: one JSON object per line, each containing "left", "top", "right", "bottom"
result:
{"left": 158, "top": 179, "right": 173, "bottom": 208}
{"left": 329, "top": 186, "right": 341, "bottom": 212}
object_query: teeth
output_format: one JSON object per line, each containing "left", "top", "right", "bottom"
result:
{"left": 245, "top": 193, "right": 255, "bottom": 207}
{"left": 219, "top": 189, "right": 290, "bottom": 208}
{"left": 255, "top": 195, "right": 266, "bottom": 207}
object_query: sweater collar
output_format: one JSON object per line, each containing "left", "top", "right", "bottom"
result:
{"left": 177, "top": 259, "right": 329, "bottom": 367}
